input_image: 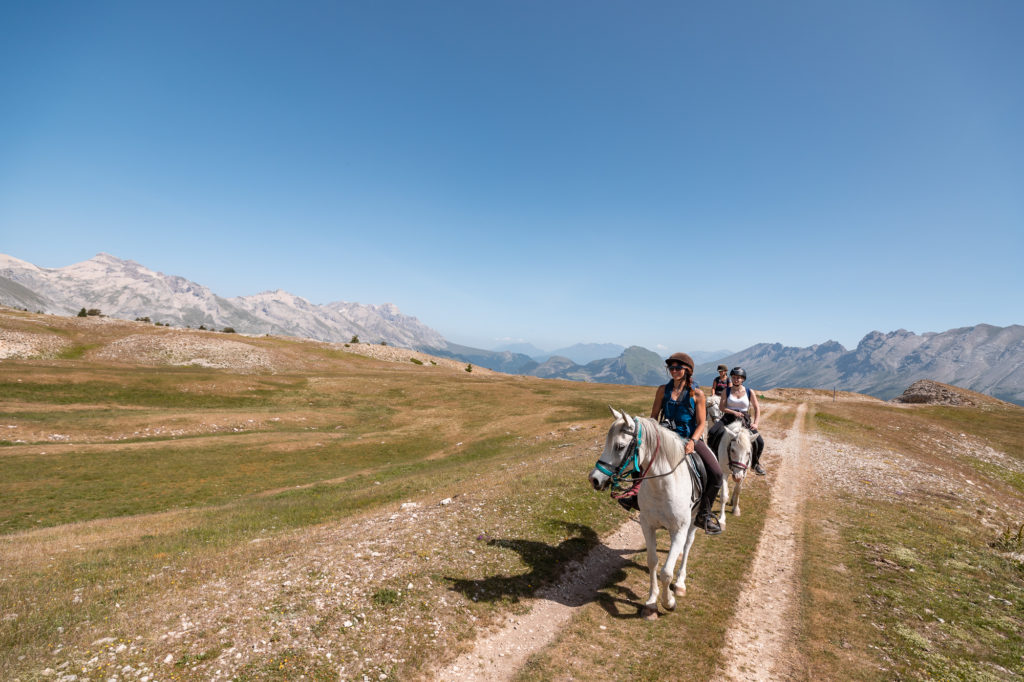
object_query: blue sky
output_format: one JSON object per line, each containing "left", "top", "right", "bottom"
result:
{"left": 2, "top": 1, "right": 1022, "bottom": 354}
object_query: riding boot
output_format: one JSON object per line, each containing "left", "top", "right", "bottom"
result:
{"left": 696, "top": 482, "right": 723, "bottom": 535}
{"left": 752, "top": 434, "right": 766, "bottom": 475}
{"left": 617, "top": 495, "right": 639, "bottom": 512}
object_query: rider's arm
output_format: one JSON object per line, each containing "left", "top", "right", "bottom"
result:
{"left": 749, "top": 390, "right": 760, "bottom": 428}
{"left": 650, "top": 385, "right": 665, "bottom": 420}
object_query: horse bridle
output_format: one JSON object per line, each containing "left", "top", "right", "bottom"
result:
{"left": 593, "top": 418, "right": 643, "bottom": 488}
{"left": 726, "top": 427, "right": 749, "bottom": 474}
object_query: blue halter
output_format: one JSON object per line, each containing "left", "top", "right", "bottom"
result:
{"left": 594, "top": 418, "right": 644, "bottom": 491}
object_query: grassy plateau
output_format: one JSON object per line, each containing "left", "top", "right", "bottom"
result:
{"left": 0, "top": 309, "right": 1021, "bottom": 681}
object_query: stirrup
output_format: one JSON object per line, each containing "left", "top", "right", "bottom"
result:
{"left": 697, "top": 512, "right": 722, "bottom": 535}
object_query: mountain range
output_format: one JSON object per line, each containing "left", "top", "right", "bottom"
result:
{"left": 697, "top": 325, "right": 1024, "bottom": 405}
{"left": 2, "top": 253, "right": 1021, "bottom": 404}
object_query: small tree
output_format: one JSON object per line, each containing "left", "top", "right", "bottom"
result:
{"left": 86, "top": 308, "right": 102, "bottom": 317}
{"left": 379, "top": 340, "right": 388, "bottom": 346}
{"left": 350, "top": 335, "right": 359, "bottom": 344}
{"left": 222, "top": 327, "right": 236, "bottom": 334}
{"left": 465, "top": 363, "right": 473, "bottom": 373}
{"left": 77, "top": 308, "right": 87, "bottom": 317}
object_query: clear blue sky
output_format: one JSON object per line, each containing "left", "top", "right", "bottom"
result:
{"left": 2, "top": 1, "right": 1022, "bottom": 354}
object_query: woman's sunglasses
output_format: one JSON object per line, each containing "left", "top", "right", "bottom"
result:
{"left": 667, "top": 364, "right": 685, "bottom": 371}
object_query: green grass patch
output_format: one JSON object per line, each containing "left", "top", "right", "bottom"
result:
{"left": 56, "top": 343, "right": 99, "bottom": 360}
{"left": 0, "top": 379, "right": 287, "bottom": 408}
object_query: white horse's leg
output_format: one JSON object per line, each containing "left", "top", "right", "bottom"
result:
{"left": 731, "top": 478, "right": 743, "bottom": 516}
{"left": 641, "top": 521, "right": 660, "bottom": 620}
{"left": 672, "top": 522, "right": 700, "bottom": 597}
{"left": 659, "top": 526, "right": 691, "bottom": 612}
{"left": 718, "top": 474, "right": 729, "bottom": 530}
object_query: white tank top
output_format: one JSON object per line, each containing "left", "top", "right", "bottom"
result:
{"left": 725, "top": 387, "right": 750, "bottom": 413}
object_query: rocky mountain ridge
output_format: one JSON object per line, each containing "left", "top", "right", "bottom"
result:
{"left": 0, "top": 253, "right": 445, "bottom": 349}
{"left": 698, "top": 325, "right": 1024, "bottom": 405}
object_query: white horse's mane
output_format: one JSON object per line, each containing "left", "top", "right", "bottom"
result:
{"left": 632, "top": 415, "right": 688, "bottom": 474}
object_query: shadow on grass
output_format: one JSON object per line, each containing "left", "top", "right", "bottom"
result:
{"left": 446, "top": 521, "right": 646, "bottom": 617}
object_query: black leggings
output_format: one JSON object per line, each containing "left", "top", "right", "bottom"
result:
{"left": 693, "top": 438, "right": 722, "bottom": 511}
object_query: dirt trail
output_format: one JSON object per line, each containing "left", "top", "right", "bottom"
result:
{"left": 432, "top": 404, "right": 810, "bottom": 681}
{"left": 712, "top": 402, "right": 808, "bottom": 680}
{"left": 434, "top": 520, "right": 645, "bottom": 681}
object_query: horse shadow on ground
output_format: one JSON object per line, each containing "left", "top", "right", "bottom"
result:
{"left": 445, "top": 520, "right": 649, "bottom": 618}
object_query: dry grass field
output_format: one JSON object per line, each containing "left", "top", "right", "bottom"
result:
{"left": 1, "top": 307, "right": 1022, "bottom": 681}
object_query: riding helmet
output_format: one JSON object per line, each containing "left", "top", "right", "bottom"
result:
{"left": 665, "top": 352, "right": 694, "bottom": 372}
{"left": 730, "top": 366, "right": 747, "bottom": 378}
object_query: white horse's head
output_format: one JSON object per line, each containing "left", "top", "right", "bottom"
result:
{"left": 589, "top": 407, "right": 636, "bottom": 491}
{"left": 705, "top": 394, "right": 723, "bottom": 423}
{"left": 724, "top": 421, "right": 753, "bottom": 481}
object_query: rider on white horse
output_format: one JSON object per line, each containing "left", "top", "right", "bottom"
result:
{"left": 650, "top": 352, "right": 724, "bottom": 535}
{"left": 707, "top": 366, "right": 766, "bottom": 476}
{"left": 711, "top": 364, "right": 730, "bottom": 399}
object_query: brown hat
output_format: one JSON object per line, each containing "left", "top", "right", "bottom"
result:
{"left": 717, "top": 364, "right": 728, "bottom": 372}
{"left": 665, "top": 352, "right": 694, "bottom": 372}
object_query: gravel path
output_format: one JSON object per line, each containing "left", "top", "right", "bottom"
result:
{"left": 712, "top": 403, "right": 808, "bottom": 681}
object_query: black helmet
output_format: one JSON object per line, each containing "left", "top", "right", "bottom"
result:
{"left": 730, "top": 366, "right": 747, "bottom": 378}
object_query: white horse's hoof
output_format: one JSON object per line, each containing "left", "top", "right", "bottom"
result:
{"left": 733, "top": 507, "right": 741, "bottom": 516}
{"left": 673, "top": 584, "right": 686, "bottom": 597}
{"left": 642, "top": 606, "right": 659, "bottom": 621}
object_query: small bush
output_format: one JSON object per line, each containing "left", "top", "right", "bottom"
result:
{"left": 350, "top": 335, "right": 359, "bottom": 344}
{"left": 465, "top": 363, "right": 473, "bottom": 373}
{"left": 222, "top": 327, "right": 236, "bottom": 334}
{"left": 86, "top": 308, "right": 102, "bottom": 317}
{"left": 379, "top": 340, "right": 388, "bottom": 346}
{"left": 410, "top": 358, "right": 423, "bottom": 365}
{"left": 77, "top": 308, "right": 87, "bottom": 317}
{"left": 992, "top": 523, "right": 1024, "bottom": 552}
{"left": 371, "top": 588, "right": 402, "bottom": 607}
{"left": 135, "top": 316, "right": 151, "bottom": 323}
{"left": 198, "top": 324, "right": 207, "bottom": 330}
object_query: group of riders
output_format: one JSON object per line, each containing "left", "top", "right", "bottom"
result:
{"left": 621, "top": 352, "right": 766, "bottom": 536}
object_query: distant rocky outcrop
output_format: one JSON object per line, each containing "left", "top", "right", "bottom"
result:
{"left": 890, "top": 380, "right": 1011, "bottom": 407}
{"left": 892, "top": 380, "right": 980, "bottom": 406}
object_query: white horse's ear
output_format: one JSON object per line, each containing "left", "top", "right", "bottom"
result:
{"left": 609, "top": 406, "right": 623, "bottom": 422}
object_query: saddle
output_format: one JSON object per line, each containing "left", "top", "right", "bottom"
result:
{"left": 686, "top": 452, "right": 705, "bottom": 505}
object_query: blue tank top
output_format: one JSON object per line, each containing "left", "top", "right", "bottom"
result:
{"left": 661, "top": 380, "right": 696, "bottom": 438}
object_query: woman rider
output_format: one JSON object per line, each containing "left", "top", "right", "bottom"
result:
{"left": 650, "top": 352, "right": 723, "bottom": 535}
{"left": 707, "top": 367, "right": 766, "bottom": 476}
{"left": 711, "top": 364, "right": 730, "bottom": 397}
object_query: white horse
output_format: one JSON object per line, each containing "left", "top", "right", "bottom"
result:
{"left": 589, "top": 407, "right": 699, "bottom": 620}
{"left": 705, "top": 394, "right": 723, "bottom": 429}
{"left": 715, "top": 420, "right": 753, "bottom": 530}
